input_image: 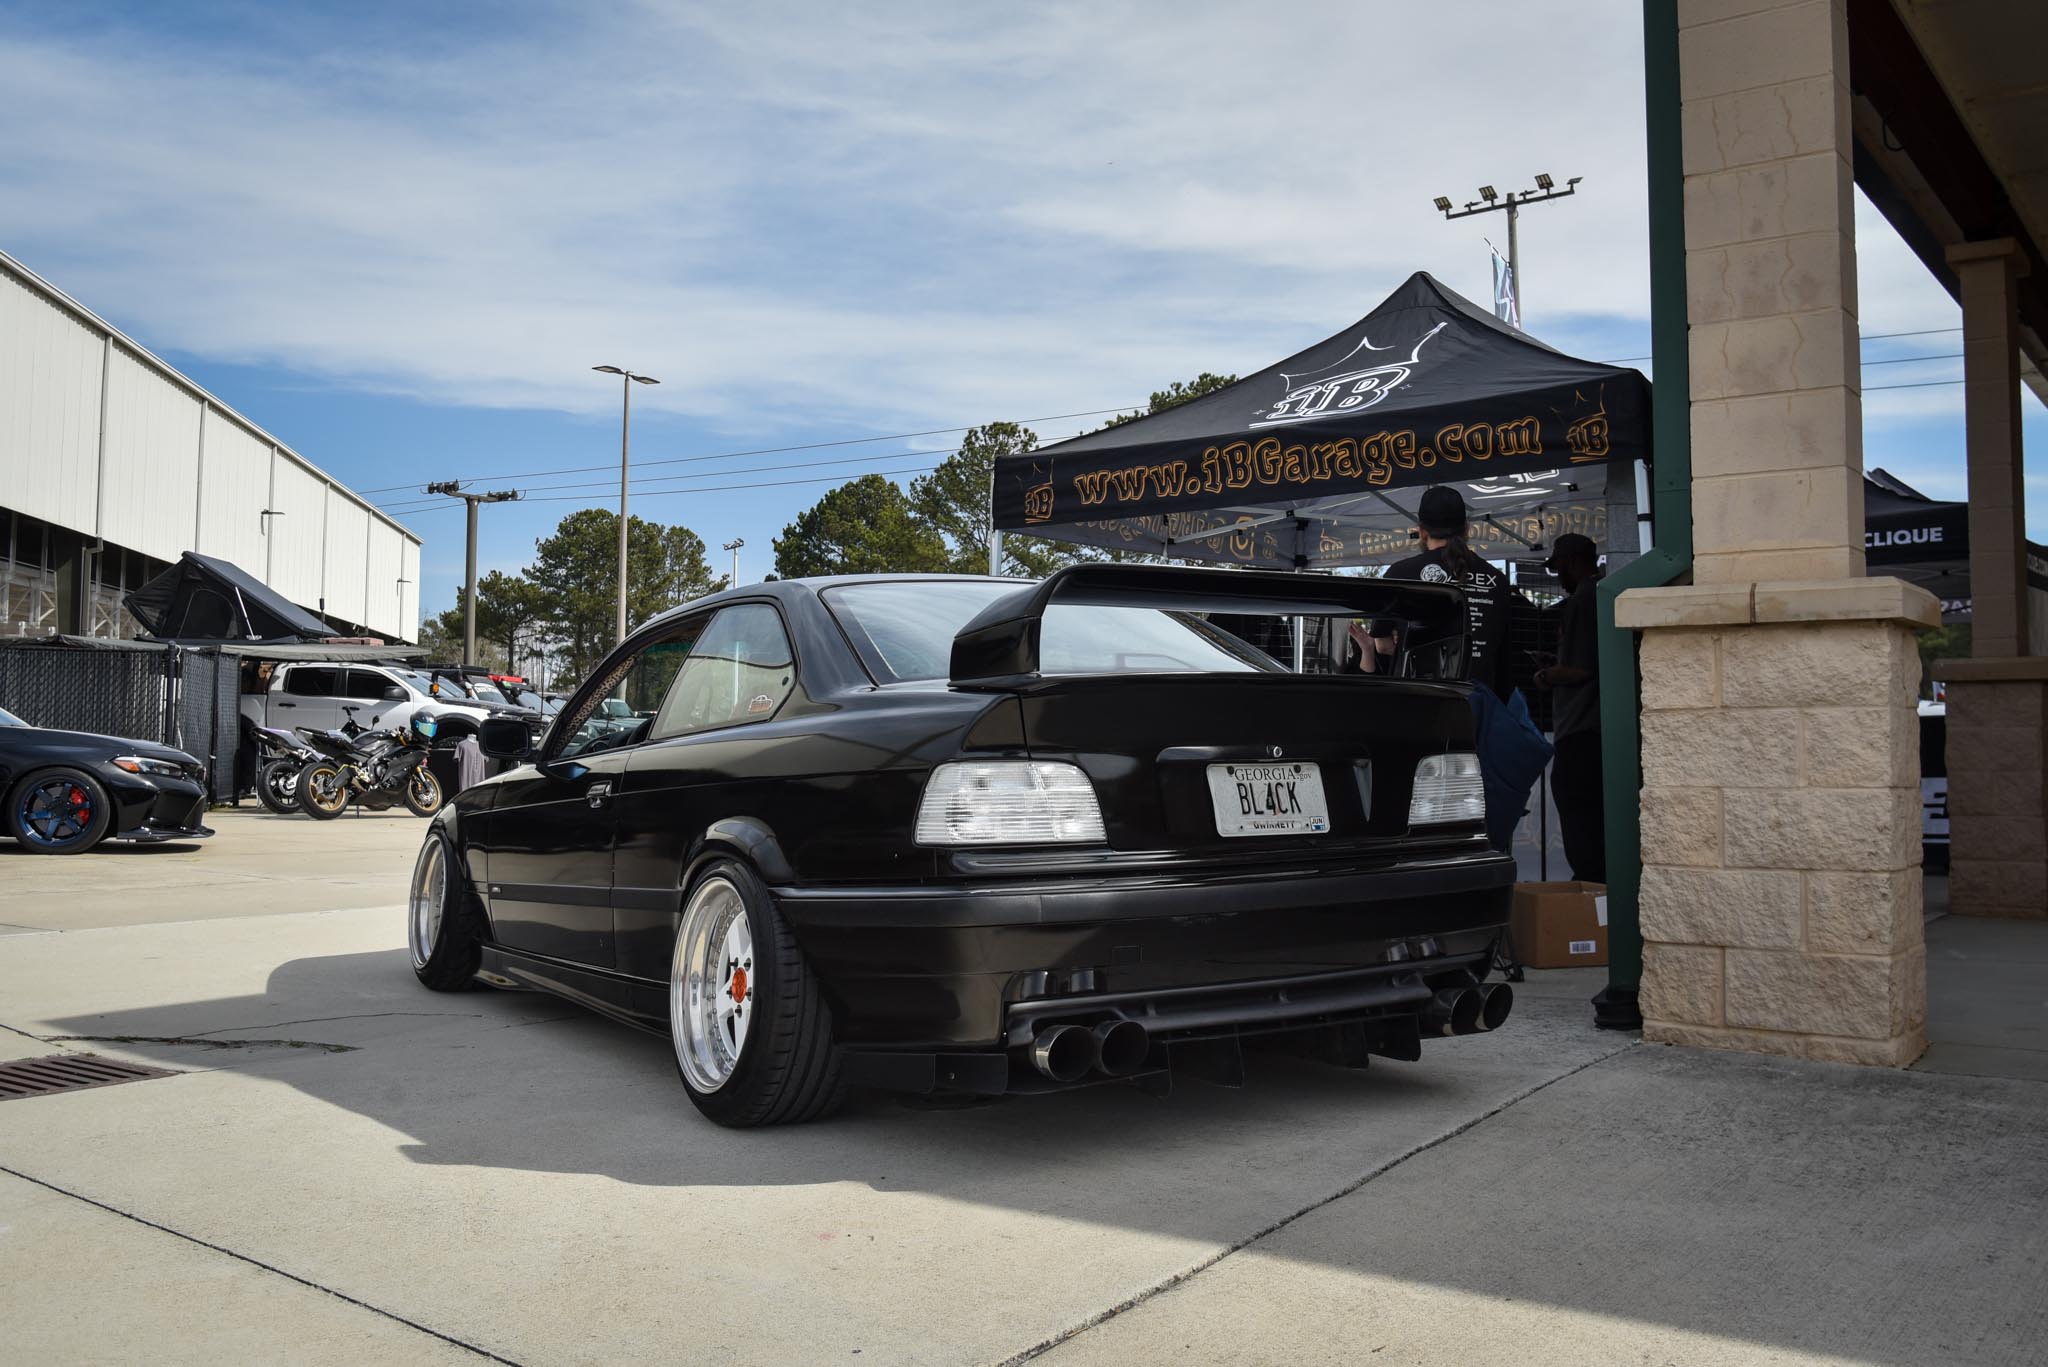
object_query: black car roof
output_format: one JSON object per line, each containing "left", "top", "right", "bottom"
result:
{"left": 636, "top": 573, "right": 1027, "bottom": 634}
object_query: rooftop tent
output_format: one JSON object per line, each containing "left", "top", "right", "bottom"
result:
{"left": 126, "top": 551, "right": 338, "bottom": 644}
{"left": 992, "top": 272, "right": 1651, "bottom": 568}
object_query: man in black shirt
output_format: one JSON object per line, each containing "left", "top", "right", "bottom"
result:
{"left": 1533, "top": 533, "right": 1605, "bottom": 883}
{"left": 1364, "top": 486, "right": 1512, "bottom": 699}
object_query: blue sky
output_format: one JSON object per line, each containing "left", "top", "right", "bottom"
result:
{"left": 1, "top": 1, "right": 2038, "bottom": 626}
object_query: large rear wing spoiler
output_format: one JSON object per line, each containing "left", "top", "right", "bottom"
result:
{"left": 949, "top": 564, "right": 1467, "bottom": 690}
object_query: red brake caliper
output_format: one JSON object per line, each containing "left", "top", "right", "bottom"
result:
{"left": 68, "top": 786, "right": 87, "bottom": 814}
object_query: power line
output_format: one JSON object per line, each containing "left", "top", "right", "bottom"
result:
{"left": 379, "top": 463, "right": 946, "bottom": 515}
{"left": 354, "top": 403, "right": 1142, "bottom": 495}
{"left": 373, "top": 442, "right": 967, "bottom": 511}
{"left": 1602, "top": 326, "right": 1965, "bottom": 366}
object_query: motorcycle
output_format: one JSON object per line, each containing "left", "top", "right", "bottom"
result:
{"left": 295, "top": 709, "right": 445, "bottom": 820}
{"left": 247, "top": 723, "right": 319, "bottom": 816}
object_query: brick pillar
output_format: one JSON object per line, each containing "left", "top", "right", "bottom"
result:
{"left": 1620, "top": 0, "right": 1936, "bottom": 1065}
{"left": 1623, "top": 581, "right": 1937, "bottom": 1064}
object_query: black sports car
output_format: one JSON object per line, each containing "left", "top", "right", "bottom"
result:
{"left": 408, "top": 565, "right": 1516, "bottom": 1127}
{"left": 0, "top": 704, "right": 212, "bottom": 854}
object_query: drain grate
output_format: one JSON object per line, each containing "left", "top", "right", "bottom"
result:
{"left": 0, "top": 1053, "right": 178, "bottom": 1101}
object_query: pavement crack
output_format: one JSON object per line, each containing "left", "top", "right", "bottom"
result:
{"left": 996, "top": 1037, "right": 1639, "bottom": 1366}
{"left": 0, "top": 1163, "right": 525, "bottom": 1364}
{"left": 182, "top": 1012, "right": 484, "bottom": 1037}
{"left": 43, "top": 1034, "right": 359, "bottom": 1054}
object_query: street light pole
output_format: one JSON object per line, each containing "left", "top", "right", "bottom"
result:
{"left": 593, "top": 365, "right": 660, "bottom": 644}
{"left": 723, "top": 537, "right": 744, "bottom": 588}
{"left": 1432, "top": 174, "right": 1581, "bottom": 325}
{"left": 427, "top": 483, "right": 522, "bottom": 664}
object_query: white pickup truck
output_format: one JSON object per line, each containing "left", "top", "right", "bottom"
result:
{"left": 239, "top": 661, "right": 534, "bottom": 745}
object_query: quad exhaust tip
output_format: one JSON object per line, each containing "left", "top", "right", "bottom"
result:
{"left": 1476, "top": 982, "right": 1513, "bottom": 1032}
{"left": 1030, "top": 1024, "right": 1098, "bottom": 1083}
{"left": 1092, "top": 1019, "right": 1150, "bottom": 1077}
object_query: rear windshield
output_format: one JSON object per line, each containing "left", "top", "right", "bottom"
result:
{"left": 824, "top": 580, "right": 1278, "bottom": 684}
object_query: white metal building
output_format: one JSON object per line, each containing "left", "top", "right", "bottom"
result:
{"left": 0, "top": 247, "right": 420, "bottom": 642}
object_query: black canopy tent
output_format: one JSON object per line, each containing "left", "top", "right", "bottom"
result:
{"left": 992, "top": 272, "right": 1651, "bottom": 568}
{"left": 1860, "top": 468, "right": 2048, "bottom": 636}
{"left": 126, "top": 551, "right": 339, "bottom": 644}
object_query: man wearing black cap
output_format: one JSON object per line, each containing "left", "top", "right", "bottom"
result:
{"left": 1362, "top": 485, "right": 1511, "bottom": 699}
{"left": 1534, "top": 532, "right": 1605, "bottom": 882}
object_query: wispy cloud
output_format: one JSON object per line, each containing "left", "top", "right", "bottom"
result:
{"left": 0, "top": 0, "right": 2016, "bottom": 458}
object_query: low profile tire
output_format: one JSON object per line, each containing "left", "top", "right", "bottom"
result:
{"left": 408, "top": 831, "right": 482, "bottom": 991}
{"left": 670, "top": 858, "right": 843, "bottom": 1128}
{"left": 7, "top": 767, "right": 115, "bottom": 855}
{"left": 297, "top": 761, "right": 351, "bottom": 820}
{"left": 256, "top": 759, "right": 302, "bottom": 815}
{"left": 403, "top": 766, "right": 443, "bottom": 818}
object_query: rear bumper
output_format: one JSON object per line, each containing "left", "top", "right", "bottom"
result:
{"left": 778, "top": 848, "right": 1515, "bottom": 1050}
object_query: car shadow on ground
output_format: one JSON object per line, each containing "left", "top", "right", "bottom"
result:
{"left": 0, "top": 840, "right": 211, "bottom": 857}
{"left": 42, "top": 947, "right": 2048, "bottom": 1367}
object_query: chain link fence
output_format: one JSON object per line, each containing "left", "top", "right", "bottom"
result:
{"left": 0, "top": 637, "right": 240, "bottom": 801}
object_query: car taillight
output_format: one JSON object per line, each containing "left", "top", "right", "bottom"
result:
{"left": 1408, "top": 752, "right": 1485, "bottom": 827}
{"left": 914, "top": 760, "right": 1106, "bottom": 846}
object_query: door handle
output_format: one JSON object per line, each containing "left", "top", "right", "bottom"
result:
{"left": 278, "top": 702, "right": 296, "bottom": 708}
{"left": 586, "top": 780, "right": 613, "bottom": 808}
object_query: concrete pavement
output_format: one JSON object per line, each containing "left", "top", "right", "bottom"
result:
{"left": 1, "top": 809, "right": 2044, "bottom": 1364}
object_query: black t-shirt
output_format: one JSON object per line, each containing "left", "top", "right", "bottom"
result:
{"left": 1382, "top": 546, "right": 1511, "bottom": 699}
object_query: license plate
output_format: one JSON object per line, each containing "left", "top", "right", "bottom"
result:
{"left": 1206, "top": 761, "right": 1330, "bottom": 837}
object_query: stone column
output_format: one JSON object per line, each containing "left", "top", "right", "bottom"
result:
{"left": 1934, "top": 240, "right": 2044, "bottom": 917}
{"left": 1623, "top": 580, "right": 1938, "bottom": 1064}
{"left": 1948, "top": 240, "right": 2030, "bottom": 657}
{"left": 1680, "top": 0, "right": 1863, "bottom": 586}
{"left": 1621, "top": 0, "right": 1935, "bottom": 1064}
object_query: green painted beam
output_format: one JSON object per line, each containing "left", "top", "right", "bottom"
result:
{"left": 1592, "top": 0, "right": 1694, "bottom": 1028}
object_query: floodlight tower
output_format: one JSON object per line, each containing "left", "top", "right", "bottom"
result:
{"left": 1432, "top": 174, "right": 1583, "bottom": 323}
{"left": 593, "top": 365, "right": 661, "bottom": 644}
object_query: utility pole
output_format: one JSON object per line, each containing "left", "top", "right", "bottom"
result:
{"left": 1433, "top": 174, "right": 1582, "bottom": 324}
{"left": 593, "top": 365, "right": 660, "bottom": 643}
{"left": 426, "top": 483, "right": 521, "bottom": 663}
{"left": 723, "top": 537, "right": 744, "bottom": 588}
{"left": 988, "top": 468, "right": 1002, "bottom": 577}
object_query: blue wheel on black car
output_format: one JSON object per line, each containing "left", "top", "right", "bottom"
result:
{"left": 7, "top": 766, "right": 113, "bottom": 855}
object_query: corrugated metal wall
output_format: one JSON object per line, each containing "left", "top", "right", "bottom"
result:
{"left": 322, "top": 492, "right": 370, "bottom": 627}
{"left": 99, "top": 349, "right": 203, "bottom": 563}
{"left": 268, "top": 455, "right": 328, "bottom": 610}
{"left": 195, "top": 415, "right": 271, "bottom": 576}
{"left": 0, "top": 251, "right": 422, "bottom": 642}
{"left": 0, "top": 270, "right": 102, "bottom": 531}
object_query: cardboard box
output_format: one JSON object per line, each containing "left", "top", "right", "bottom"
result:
{"left": 1509, "top": 881, "right": 1609, "bottom": 969}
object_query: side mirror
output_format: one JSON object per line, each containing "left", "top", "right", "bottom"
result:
{"left": 477, "top": 716, "right": 532, "bottom": 760}
{"left": 384, "top": 684, "right": 406, "bottom": 701}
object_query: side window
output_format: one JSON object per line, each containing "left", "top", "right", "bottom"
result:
{"left": 551, "top": 620, "right": 706, "bottom": 762}
{"left": 344, "top": 669, "right": 394, "bottom": 701}
{"left": 283, "top": 666, "right": 338, "bottom": 698}
{"left": 650, "top": 604, "right": 796, "bottom": 741}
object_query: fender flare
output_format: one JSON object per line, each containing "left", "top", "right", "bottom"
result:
{"left": 685, "top": 817, "right": 795, "bottom": 888}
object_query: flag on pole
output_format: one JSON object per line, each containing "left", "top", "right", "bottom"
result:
{"left": 1489, "top": 242, "right": 1519, "bottom": 330}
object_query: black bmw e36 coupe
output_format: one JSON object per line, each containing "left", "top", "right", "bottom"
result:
{"left": 407, "top": 564, "right": 1518, "bottom": 1126}
{"left": 0, "top": 703, "right": 212, "bottom": 854}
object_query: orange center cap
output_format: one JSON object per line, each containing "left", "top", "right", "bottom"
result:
{"left": 729, "top": 967, "right": 748, "bottom": 1002}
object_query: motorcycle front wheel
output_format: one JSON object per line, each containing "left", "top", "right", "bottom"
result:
{"left": 404, "top": 765, "right": 444, "bottom": 817}
{"left": 256, "top": 758, "right": 302, "bottom": 815}
{"left": 298, "top": 761, "right": 353, "bottom": 820}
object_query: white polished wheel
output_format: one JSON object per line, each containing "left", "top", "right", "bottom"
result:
{"left": 672, "top": 875, "right": 755, "bottom": 1093}
{"left": 408, "top": 837, "right": 447, "bottom": 969}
